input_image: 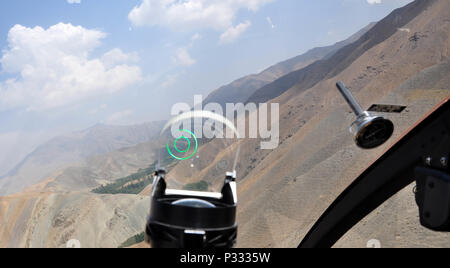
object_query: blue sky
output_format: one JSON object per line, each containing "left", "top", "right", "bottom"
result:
{"left": 0, "top": 0, "right": 413, "bottom": 175}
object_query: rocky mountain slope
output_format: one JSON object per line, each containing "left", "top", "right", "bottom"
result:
{"left": 234, "top": 0, "right": 450, "bottom": 247}
{"left": 0, "top": 189, "right": 149, "bottom": 248}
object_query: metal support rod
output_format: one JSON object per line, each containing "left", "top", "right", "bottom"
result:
{"left": 336, "top": 81, "right": 365, "bottom": 116}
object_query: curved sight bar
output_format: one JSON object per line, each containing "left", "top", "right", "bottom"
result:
{"left": 161, "top": 110, "right": 241, "bottom": 139}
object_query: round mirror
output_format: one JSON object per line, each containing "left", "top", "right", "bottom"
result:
{"left": 350, "top": 115, "right": 394, "bottom": 149}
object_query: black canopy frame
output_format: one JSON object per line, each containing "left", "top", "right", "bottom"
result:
{"left": 299, "top": 97, "right": 450, "bottom": 248}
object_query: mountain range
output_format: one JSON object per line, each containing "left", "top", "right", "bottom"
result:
{"left": 0, "top": 121, "right": 164, "bottom": 195}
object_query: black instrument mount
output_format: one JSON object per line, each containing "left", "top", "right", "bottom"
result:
{"left": 145, "top": 169, "right": 238, "bottom": 248}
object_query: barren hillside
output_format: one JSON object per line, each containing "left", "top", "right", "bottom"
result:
{"left": 235, "top": 0, "right": 450, "bottom": 247}
{"left": 0, "top": 189, "right": 149, "bottom": 248}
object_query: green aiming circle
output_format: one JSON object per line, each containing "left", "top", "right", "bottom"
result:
{"left": 167, "top": 129, "right": 198, "bottom": 161}
{"left": 174, "top": 136, "right": 190, "bottom": 153}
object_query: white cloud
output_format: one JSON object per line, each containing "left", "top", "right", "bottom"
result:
{"left": 67, "top": 0, "right": 81, "bottom": 4}
{"left": 161, "top": 73, "right": 179, "bottom": 88}
{"left": 171, "top": 33, "right": 200, "bottom": 69}
{"left": 191, "top": 33, "right": 201, "bottom": 42}
{"left": 0, "top": 23, "right": 142, "bottom": 111}
{"left": 220, "top": 20, "right": 251, "bottom": 44}
{"left": 101, "top": 48, "right": 140, "bottom": 69}
{"left": 367, "top": 0, "right": 382, "bottom": 4}
{"left": 266, "top": 17, "right": 275, "bottom": 29}
{"left": 187, "top": 33, "right": 202, "bottom": 47}
{"left": 106, "top": 110, "right": 134, "bottom": 125}
{"left": 173, "top": 48, "right": 196, "bottom": 66}
{"left": 128, "top": 0, "right": 273, "bottom": 31}
{"left": 89, "top": 103, "right": 108, "bottom": 114}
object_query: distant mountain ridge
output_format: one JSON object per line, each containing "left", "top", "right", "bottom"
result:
{"left": 202, "top": 22, "right": 376, "bottom": 108}
{"left": 0, "top": 121, "right": 164, "bottom": 195}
